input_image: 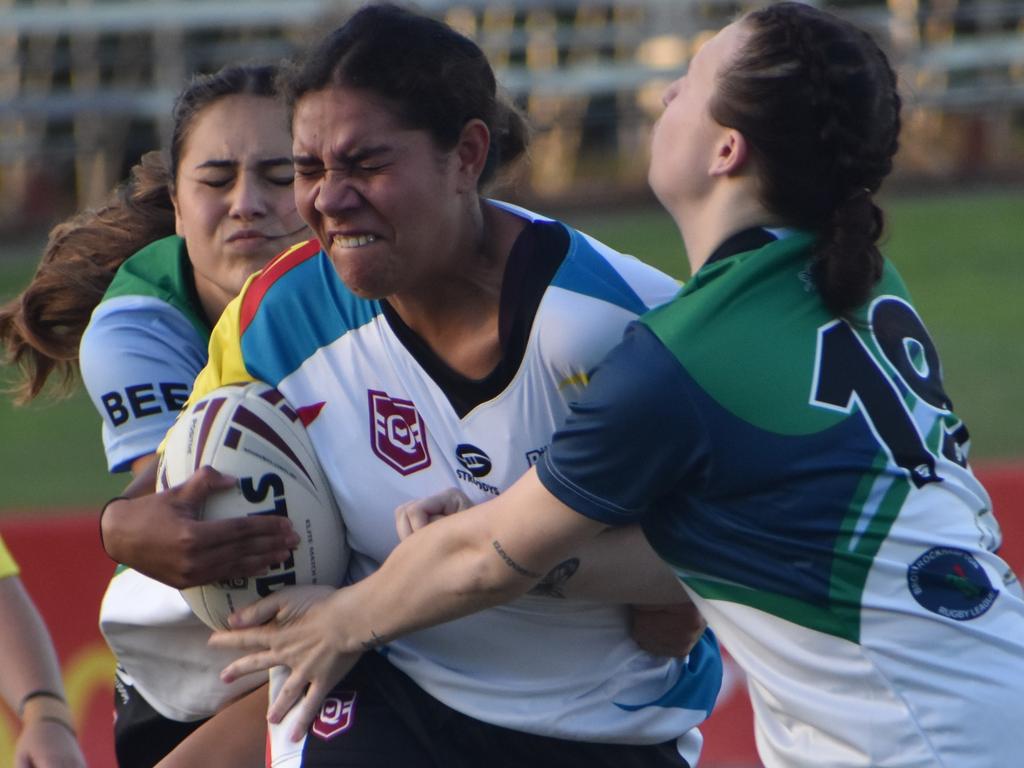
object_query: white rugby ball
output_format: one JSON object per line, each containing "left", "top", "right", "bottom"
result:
{"left": 157, "top": 381, "right": 348, "bottom": 630}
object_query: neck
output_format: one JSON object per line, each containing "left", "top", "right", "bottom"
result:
{"left": 672, "top": 180, "right": 775, "bottom": 275}
{"left": 387, "top": 201, "right": 525, "bottom": 379}
{"left": 195, "top": 282, "right": 229, "bottom": 329}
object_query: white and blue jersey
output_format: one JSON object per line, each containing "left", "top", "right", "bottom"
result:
{"left": 190, "top": 202, "right": 721, "bottom": 763}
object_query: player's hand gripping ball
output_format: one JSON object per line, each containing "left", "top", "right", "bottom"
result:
{"left": 158, "top": 381, "right": 349, "bottom": 630}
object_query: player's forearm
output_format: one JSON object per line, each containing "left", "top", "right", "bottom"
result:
{"left": 332, "top": 505, "right": 536, "bottom": 653}
{"left": 0, "top": 577, "right": 68, "bottom": 713}
{"left": 540, "top": 526, "right": 689, "bottom": 604}
{"left": 332, "top": 471, "right": 608, "bottom": 651}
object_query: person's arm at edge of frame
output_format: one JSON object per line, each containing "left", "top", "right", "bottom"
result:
{"left": 0, "top": 575, "right": 87, "bottom": 768}
{"left": 210, "top": 466, "right": 683, "bottom": 738}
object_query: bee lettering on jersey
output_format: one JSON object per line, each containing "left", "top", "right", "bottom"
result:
{"left": 239, "top": 473, "right": 297, "bottom": 595}
{"left": 101, "top": 381, "right": 191, "bottom": 426}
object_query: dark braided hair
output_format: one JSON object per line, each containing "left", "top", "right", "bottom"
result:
{"left": 711, "top": 2, "right": 902, "bottom": 316}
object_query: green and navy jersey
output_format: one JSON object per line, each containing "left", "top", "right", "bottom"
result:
{"left": 538, "top": 228, "right": 1024, "bottom": 768}
{"left": 191, "top": 201, "right": 719, "bottom": 762}
{"left": 81, "top": 235, "right": 264, "bottom": 722}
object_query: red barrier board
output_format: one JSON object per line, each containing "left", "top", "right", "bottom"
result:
{"left": 1, "top": 463, "right": 1021, "bottom": 768}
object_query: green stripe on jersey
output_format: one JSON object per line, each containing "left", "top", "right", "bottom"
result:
{"left": 103, "top": 235, "right": 211, "bottom": 342}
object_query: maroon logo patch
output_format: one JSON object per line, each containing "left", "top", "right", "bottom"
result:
{"left": 312, "top": 691, "right": 357, "bottom": 741}
{"left": 368, "top": 390, "right": 431, "bottom": 475}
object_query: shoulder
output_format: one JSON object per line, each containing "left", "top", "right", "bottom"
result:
{"left": 238, "top": 239, "right": 323, "bottom": 333}
{"left": 557, "top": 225, "right": 679, "bottom": 314}
{"left": 232, "top": 239, "right": 383, "bottom": 384}
{"left": 238, "top": 239, "right": 379, "bottom": 335}
{"left": 80, "top": 296, "right": 207, "bottom": 393}
{"left": 105, "top": 235, "right": 187, "bottom": 300}
{"left": 488, "top": 199, "right": 680, "bottom": 313}
{"left": 103, "top": 235, "right": 209, "bottom": 338}
{"left": 82, "top": 295, "right": 205, "bottom": 362}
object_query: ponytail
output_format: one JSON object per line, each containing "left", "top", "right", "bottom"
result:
{"left": 813, "top": 191, "right": 885, "bottom": 315}
{"left": 0, "top": 152, "right": 174, "bottom": 403}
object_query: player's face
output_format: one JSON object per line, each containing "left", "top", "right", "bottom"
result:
{"left": 648, "top": 21, "right": 748, "bottom": 211}
{"left": 291, "top": 86, "right": 465, "bottom": 299}
{"left": 172, "top": 94, "right": 307, "bottom": 322}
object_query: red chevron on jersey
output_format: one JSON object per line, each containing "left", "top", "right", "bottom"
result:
{"left": 240, "top": 239, "right": 323, "bottom": 334}
{"left": 296, "top": 401, "right": 326, "bottom": 427}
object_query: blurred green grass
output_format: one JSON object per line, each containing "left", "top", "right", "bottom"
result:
{"left": 1, "top": 188, "right": 1022, "bottom": 510}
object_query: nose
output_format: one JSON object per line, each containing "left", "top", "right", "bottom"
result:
{"left": 229, "top": 172, "right": 268, "bottom": 220}
{"left": 315, "top": 171, "right": 363, "bottom": 217}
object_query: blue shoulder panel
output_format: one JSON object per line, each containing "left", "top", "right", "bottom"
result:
{"left": 241, "top": 251, "right": 381, "bottom": 385}
{"left": 550, "top": 229, "right": 649, "bottom": 315}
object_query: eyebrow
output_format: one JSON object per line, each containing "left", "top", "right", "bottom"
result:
{"left": 293, "top": 145, "right": 393, "bottom": 166}
{"left": 194, "top": 157, "right": 293, "bottom": 171}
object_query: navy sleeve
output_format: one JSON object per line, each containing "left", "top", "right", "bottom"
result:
{"left": 536, "top": 322, "right": 709, "bottom": 526}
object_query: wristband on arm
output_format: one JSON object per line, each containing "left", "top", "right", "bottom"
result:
{"left": 18, "top": 690, "right": 76, "bottom": 736}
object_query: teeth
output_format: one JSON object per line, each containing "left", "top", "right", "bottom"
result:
{"left": 333, "top": 234, "right": 377, "bottom": 248}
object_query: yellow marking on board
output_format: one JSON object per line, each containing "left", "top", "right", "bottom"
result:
{"left": 0, "top": 709, "right": 15, "bottom": 768}
{"left": 64, "top": 643, "right": 117, "bottom": 726}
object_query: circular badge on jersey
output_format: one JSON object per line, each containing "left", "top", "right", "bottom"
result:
{"left": 907, "top": 547, "right": 998, "bottom": 621}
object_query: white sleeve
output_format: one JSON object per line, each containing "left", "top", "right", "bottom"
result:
{"left": 79, "top": 296, "right": 208, "bottom": 472}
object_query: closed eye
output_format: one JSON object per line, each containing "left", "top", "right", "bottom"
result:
{"left": 198, "top": 176, "right": 233, "bottom": 188}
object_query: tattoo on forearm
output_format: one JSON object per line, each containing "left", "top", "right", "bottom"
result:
{"left": 361, "top": 629, "right": 389, "bottom": 651}
{"left": 528, "top": 558, "right": 580, "bottom": 599}
{"left": 492, "top": 540, "right": 543, "bottom": 579}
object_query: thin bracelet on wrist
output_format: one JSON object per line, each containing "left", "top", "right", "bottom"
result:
{"left": 37, "top": 714, "right": 77, "bottom": 737}
{"left": 17, "top": 689, "right": 64, "bottom": 717}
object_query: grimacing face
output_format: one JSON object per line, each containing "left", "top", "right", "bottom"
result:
{"left": 172, "top": 93, "right": 308, "bottom": 322}
{"left": 291, "top": 86, "right": 469, "bottom": 300}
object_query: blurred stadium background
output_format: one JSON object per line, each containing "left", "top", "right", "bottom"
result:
{"left": 0, "top": 1, "right": 1021, "bottom": 766}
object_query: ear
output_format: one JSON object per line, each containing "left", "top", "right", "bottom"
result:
{"left": 453, "top": 119, "right": 491, "bottom": 192}
{"left": 709, "top": 128, "right": 748, "bottom": 177}
{"left": 171, "top": 190, "right": 185, "bottom": 238}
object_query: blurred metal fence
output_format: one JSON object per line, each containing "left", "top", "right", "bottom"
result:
{"left": 1, "top": 0, "right": 1023, "bottom": 231}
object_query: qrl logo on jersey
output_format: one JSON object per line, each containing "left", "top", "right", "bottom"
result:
{"left": 368, "top": 390, "right": 431, "bottom": 475}
{"left": 312, "top": 691, "right": 357, "bottom": 740}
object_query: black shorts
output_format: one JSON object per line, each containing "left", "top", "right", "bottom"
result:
{"left": 295, "top": 652, "right": 692, "bottom": 768}
{"left": 113, "top": 665, "right": 208, "bottom": 768}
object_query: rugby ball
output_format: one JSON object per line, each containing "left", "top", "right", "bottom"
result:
{"left": 157, "top": 381, "right": 348, "bottom": 630}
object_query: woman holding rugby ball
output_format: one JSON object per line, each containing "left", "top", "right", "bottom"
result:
{"left": 167, "top": 4, "right": 720, "bottom": 767}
